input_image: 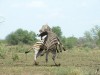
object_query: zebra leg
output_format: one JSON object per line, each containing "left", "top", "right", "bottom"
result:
{"left": 51, "top": 49, "right": 60, "bottom": 66}
{"left": 34, "top": 48, "right": 43, "bottom": 65}
{"left": 45, "top": 51, "right": 49, "bottom": 63}
{"left": 36, "top": 48, "right": 44, "bottom": 57}
{"left": 51, "top": 49, "right": 57, "bottom": 65}
{"left": 34, "top": 49, "right": 39, "bottom": 65}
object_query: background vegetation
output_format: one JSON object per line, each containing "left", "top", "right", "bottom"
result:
{"left": 6, "top": 28, "right": 37, "bottom": 45}
{"left": 0, "top": 25, "right": 100, "bottom": 75}
{"left": 3, "top": 25, "right": 100, "bottom": 50}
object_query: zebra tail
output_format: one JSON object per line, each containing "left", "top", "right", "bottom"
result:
{"left": 25, "top": 47, "right": 33, "bottom": 54}
{"left": 57, "top": 37, "right": 66, "bottom": 51}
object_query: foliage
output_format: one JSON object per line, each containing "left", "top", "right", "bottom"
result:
{"left": 4, "top": 25, "right": 100, "bottom": 50}
{"left": 61, "top": 36, "right": 68, "bottom": 49}
{"left": 52, "top": 26, "right": 62, "bottom": 39}
{"left": 0, "top": 40, "right": 6, "bottom": 44}
{"left": 0, "top": 44, "right": 6, "bottom": 59}
{"left": 12, "top": 54, "right": 19, "bottom": 61}
{"left": 0, "top": 51, "right": 5, "bottom": 59}
{"left": 6, "top": 28, "right": 37, "bottom": 45}
{"left": 66, "top": 36, "right": 78, "bottom": 49}
{"left": 52, "top": 26, "right": 78, "bottom": 49}
{"left": 83, "top": 25, "right": 100, "bottom": 48}
{"left": 90, "top": 25, "right": 100, "bottom": 45}
{"left": 84, "top": 31, "right": 93, "bottom": 42}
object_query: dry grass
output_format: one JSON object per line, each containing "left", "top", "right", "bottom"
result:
{"left": 0, "top": 44, "right": 100, "bottom": 75}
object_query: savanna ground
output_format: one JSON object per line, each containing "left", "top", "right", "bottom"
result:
{"left": 0, "top": 44, "right": 100, "bottom": 75}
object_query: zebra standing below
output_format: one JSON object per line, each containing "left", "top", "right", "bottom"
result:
{"left": 25, "top": 40, "right": 44, "bottom": 65}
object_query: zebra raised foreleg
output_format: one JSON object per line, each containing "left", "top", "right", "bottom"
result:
{"left": 57, "top": 37, "right": 66, "bottom": 52}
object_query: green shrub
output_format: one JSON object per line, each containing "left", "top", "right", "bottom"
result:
{"left": 0, "top": 46, "right": 6, "bottom": 59}
{"left": 12, "top": 54, "right": 19, "bottom": 61}
{"left": 6, "top": 28, "right": 37, "bottom": 45}
{"left": 0, "top": 52, "right": 5, "bottom": 59}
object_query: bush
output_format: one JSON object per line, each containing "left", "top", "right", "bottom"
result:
{"left": 6, "top": 29, "right": 37, "bottom": 45}
{"left": 61, "top": 36, "right": 78, "bottom": 49}
{"left": 0, "top": 46, "right": 6, "bottom": 59}
{"left": 0, "top": 52, "right": 5, "bottom": 59}
{"left": 12, "top": 54, "right": 19, "bottom": 61}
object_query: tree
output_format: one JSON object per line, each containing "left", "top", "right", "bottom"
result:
{"left": 84, "top": 31, "right": 93, "bottom": 42}
{"left": 61, "top": 36, "right": 78, "bottom": 49}
{"left": 6, "top": 29, "right": 37, "bottom": 45}
{"left": 66, "top": 36, "right": 78, "bottom": 49}
{"left": 61, "top": 36, "right": 68, "bottom": 49}
{"left": 89, "top": 25, "right": 100, "bottom": 46}
{"left": 83, "top": 25, "right": 100, "bottom": 48}
{"left": 51, "top": 26, "right": 78, "bottom": 49}
{"left": 52, "top": 26, "right": 62, "bottom": 39}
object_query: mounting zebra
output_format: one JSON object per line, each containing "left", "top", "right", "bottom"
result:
{"left": 38, "top": 24, "right": 66, "bottom": 53}
{"left": 38, "top": 24, "right": 66, "bottom": 65}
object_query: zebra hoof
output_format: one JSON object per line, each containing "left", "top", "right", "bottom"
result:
{"left": 55, "top": 63, "right": 61, "bottom": 66}
{"left": 58, "top": 63, "right": 61, "bottom": 66}
{"left": 34, "top": 62, "right": 39, "bottom": 65}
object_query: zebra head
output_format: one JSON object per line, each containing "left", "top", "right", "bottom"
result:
{"left": 38, "top": 24, "right": 52, "bottom": 39}
{"left": 39, "top": 24, "right": 52, "bottom": 33}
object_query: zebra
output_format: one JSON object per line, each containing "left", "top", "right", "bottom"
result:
{"left": 38, "top": 24, "right": 66, "bottom": 53}
{"left": 37, "top": 24, "right": 66, "bottom": 65}
{"left": 25, "top": 40, "right": 60, "bottom": 65}
{"left": 25, "top": 40, "right": 44, "bottom": 65}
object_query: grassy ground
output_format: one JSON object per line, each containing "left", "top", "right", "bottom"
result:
{"left": 0, "top": 44, "right": 100, "bottom": 75}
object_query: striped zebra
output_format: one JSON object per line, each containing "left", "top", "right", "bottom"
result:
{"left": 25, "top": 40, "right": 44, "bottom": 65}
{"left": 39, "top": 24, "right": 66, "bottom": 53}
{"left": 38, "top": 25, "right": 66, "bottom": 65}
{"left": 25, "top": 40, "right": 60, "bottom": 65}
